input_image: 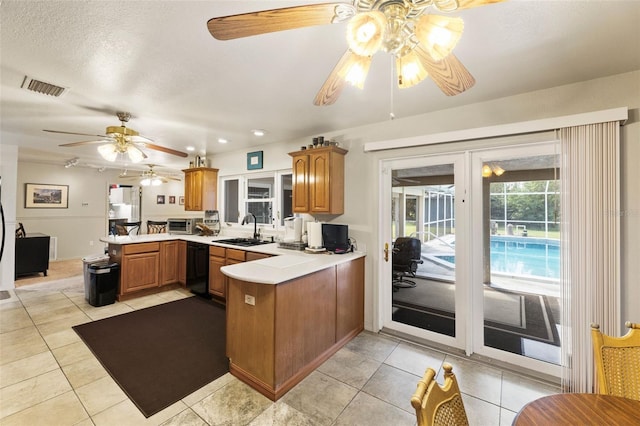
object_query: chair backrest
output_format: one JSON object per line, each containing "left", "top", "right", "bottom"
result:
{"left": 147, "top": 220, "right": 167, "bottom": 234}
{"left": 116, "top": 222, "right": 141, "bottom": 236}
{"left": 591, "top": 322, "right": 640, "bottom": 401}
{"left": 393, "top": 237, "right": 422, "bottom": 267}
{"left": 411, "top": 363, "right": 469, "bottom": 426}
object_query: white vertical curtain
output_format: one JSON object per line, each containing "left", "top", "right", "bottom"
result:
{"left": 559, "top": 121, "right": 620, "bottom": 393}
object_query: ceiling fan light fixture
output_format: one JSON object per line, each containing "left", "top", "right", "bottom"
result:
{"left": 98, "top": 143, "right": 118, "bottom": 162}
{"left": 493, "top": 165, "right": 505, "bottom": 176}
{"left": 126, "top": 145, "right": 145, "bottom": 163}
{"left": 415, "top": 15, "right": 464, "bottom": 61}
{"left": 338, "top": 51, "right": 372, "bottom": 89}
{"left": 397, "top": 50, "right": 429, "bottom": 88}
{"left": 347, "top": 11, "right": 386, "bottom": 56}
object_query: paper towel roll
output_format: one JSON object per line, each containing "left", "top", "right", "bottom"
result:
{"left": 307, "top": 222, "right": 323, "bottom": 248}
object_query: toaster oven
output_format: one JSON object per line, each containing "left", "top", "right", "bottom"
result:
{"left": 167, "top": 218, "right": 202, "bottom": 235}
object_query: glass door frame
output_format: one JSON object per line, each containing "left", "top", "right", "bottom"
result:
{"left": 379, "top": 152, "right": 470, "bottom": 352}
{"left": 470, "top": 142, "right": 562, "bottom": 377}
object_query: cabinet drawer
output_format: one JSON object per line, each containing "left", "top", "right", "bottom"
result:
{"left": 123, "top": 242, "right": 160, "bottom": 255}
{"left": 246, "top": 252, "right": 271, "bottom": 262}
{"left": 226, "top": 248, "right": 246, "bottom": 262}
{"left": 210, "top": 245, "right": 226, "bottom": 257}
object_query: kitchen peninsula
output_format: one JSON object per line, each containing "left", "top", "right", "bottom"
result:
{"left": 100, "top": 234, "right": 365, "bottom": 400}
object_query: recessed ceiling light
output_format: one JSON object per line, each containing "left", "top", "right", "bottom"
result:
{"left": 218, "top": 138, "right": 228, "bottom": 144}
{"left": 186, "top": 146, "right": 195, "bottom": 152}
{"left": 252, "top": 129, "right": 266, "bottom": 137}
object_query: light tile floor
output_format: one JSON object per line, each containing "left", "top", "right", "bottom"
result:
{"left": 0, "top": 276, "right": 560, "bottom": 425}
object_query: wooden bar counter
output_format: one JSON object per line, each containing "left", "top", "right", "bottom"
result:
{"left": 224, "top": 256, "right": 365, "bottom": 401}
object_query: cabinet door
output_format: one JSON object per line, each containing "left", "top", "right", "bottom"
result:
{"left": 209, "top": 255, "right": 226, "bottom": 297}
{"left": 291, "top": 154, "right": 309, "bottom": 213}
{"left": 121, "top": 252, "right": 159, "bottom": 294}
{"left": 309, "top": 152, "right": 331, "bottom": 213}
{"left": 184, "top": 170, "right": 203, "bottom": 211}
{"left": 177, "top": 241, "right": 187, "bottom": 285}
{"left": 160, "top": 241, "right": 179, "bottom": 286}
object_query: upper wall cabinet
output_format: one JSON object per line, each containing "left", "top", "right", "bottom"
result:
{"left": 289, "top": 146, "right": 347, "bottom": 215}
{"left": 182, "top": 167, "right": 219, "bottom": 211}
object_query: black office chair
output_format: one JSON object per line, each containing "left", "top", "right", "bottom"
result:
{"left": 116, "top": 222, "right": 141, "bottom": 236}
{"left": 147, "top": 220, "right": 167, "bottom": 234}
{"left": 392, "top": 237, "right": 423, "bottom": 290}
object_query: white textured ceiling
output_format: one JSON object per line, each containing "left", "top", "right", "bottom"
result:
{"left": 1, "top": 0, "right": 639, "bottom": 174}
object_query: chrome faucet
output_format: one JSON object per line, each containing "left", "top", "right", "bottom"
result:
{"left": 241, "top": 213, "right": 258, "bottom": 240}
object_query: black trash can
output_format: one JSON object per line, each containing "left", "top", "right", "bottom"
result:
{"left": 88, "top": 262, "right": 119, "bottom": 307}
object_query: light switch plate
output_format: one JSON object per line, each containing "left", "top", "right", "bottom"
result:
{"left": 244, "top": 294, "right": 255, "bottom": 306}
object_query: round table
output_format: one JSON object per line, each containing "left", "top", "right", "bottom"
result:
{"left": 513, "top": 393, "right": 640, "bottom": 425}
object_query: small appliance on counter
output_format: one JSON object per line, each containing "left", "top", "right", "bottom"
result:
{"left": 201, "top": 210, "right": 221, "bottom": 236}
{"left": 278, "top": 217, "right": 307, "bottom": 250}
{"left": 167, "top": 218, "right": 202, "bottom": 235}
{"left": 322, "top": 223, "right": 351, "bottom": 253}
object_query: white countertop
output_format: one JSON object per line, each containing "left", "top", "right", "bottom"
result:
{"left": 99, "top": 233, "right": 365, "bottom": 284}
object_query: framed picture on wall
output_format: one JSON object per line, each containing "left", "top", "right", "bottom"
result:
{"left": 157, "top": 195, "right": 165, "bottom": 204}
{"left": 247, "top": 151, "right": 263, "bottom": 170}
{"left": 179, "top": 196, "right": 184, "bottom": 205}
{"left": 169, "top": 196, "right": 175, "bottom": 204}
{"left": 25, "top": 183, "right": 69, "bottom": 208}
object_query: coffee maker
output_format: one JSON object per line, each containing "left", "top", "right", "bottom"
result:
{"left": 283, "top": 217, "right": 303, "bottom": 242}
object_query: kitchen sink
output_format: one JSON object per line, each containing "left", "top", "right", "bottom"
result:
{"left": 215, "top": 238, "right": 272, "bottom": 247}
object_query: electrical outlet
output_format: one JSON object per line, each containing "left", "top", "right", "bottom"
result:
{"left": 244, "top": 294, "right": 255, "bottom": 306}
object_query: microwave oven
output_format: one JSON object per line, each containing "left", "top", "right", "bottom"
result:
{"left": 167, "top": 218, "right": 202, "bottom": 235}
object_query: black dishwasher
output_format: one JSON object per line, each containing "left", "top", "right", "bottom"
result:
{"left": 186, "top": 242, "right": 210, "bottom": 297}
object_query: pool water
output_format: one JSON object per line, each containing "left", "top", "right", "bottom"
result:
{"left": 490, "top": 237, "right": 560, "bottom": 279}
{"left": 433, "top": 236, "right": 560, "bottom": 279}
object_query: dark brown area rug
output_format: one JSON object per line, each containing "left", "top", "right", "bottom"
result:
{"left": 73, "top": 296, "right": 228, "bottom": 417}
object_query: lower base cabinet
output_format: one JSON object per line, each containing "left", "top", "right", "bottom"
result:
{"left": 226, "top": 256, "right": 364, "bottom": 400}
{"left": 109, "top": 241, "right": 182, "bottom": 300}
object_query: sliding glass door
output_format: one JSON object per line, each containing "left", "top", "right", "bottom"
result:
{"left": 471, "top": 144, "right": 561, "bottom": 374}
{"left": 381, "top": 142, "right": 562, "bottom": 376}
{"left": 381, "top": 153, "right": 468, "bottom": 351}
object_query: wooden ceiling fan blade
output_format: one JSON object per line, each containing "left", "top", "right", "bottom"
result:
{"left": 59, "top": 140, "right": 110, "bottom": 147}
{"left": 44, "top": 129, "right": 108, "bottom": 138}
{"left": 207, "top": 3, "right": 355, "bottom": 40}
{"left": 455, "top": 0, "right": 507, "bottom": 10}
{"left": 313, "top": 50, "right": 352, "bottom": 106}
{"left": 415, "top": 49, "right": 475, "bottom": 96}
{"left": 139, "top": 142, "right": 189, "bottom": 158}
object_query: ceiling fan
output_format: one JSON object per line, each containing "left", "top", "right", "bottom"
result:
{"left": 44, "top": 112, "right": 188, "bottom": 163}
{"left": 207, "top": 0, "right": 505, "bottom": 106}
{"left": 119, "top": 164, "right": 181, "bottom": 186}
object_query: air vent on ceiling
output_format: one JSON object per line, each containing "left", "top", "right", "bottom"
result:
{"left": 21, "top": 76, "right": 68, "bottom": 97}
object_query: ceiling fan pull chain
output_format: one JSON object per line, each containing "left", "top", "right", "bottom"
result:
{"left": 390, "top": 57, "right": 396, "bottom": 120}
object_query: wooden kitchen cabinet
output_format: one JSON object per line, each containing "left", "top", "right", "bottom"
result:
{"left": 177, "top": 240, "right": 187, "bottom": 285}
{"left": 159, "top": 240, "right": 179, "bottom": 286}
{"left": 182, "top": 167, "right": 219, "bottom": 211}
{"left": 119, "top": 242, "right": 160, "bottom": 295}
{"left": 209, "top": 246, "right": 226, "bottom": 298}
{"left": 289, "top": 146, "right": 347, "bottom": 215}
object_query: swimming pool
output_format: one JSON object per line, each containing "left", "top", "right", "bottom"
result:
{"left": 490, "top": 236, "right": 560, "bottom": 279}
{"left": 432, "top": 236, "right": 560, "bottom": 279}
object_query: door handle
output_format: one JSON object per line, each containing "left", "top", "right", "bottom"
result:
{"left": 384, "top": 243, "right": 389, "bottom": 262}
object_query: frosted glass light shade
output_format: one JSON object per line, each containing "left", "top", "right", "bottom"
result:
{"left": 415, "top": 15, "right": 464, "bottom": 61}
{"left": 97, "top": 143, "right": 118, "bottom": 162}
{"left": 482, "top": 164, "right": 493, "bottom": 178}
{"left": 338, "top": 51, "right": 372, "bottom": 89}
{"left": 127, "top": 145, "right": 144, "bottom": 163}
{"left": 396, "top": 50, "right": 429, "bottom": 88}
{"left": 347, "top": 11, "right": 386, "bottom": 56}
